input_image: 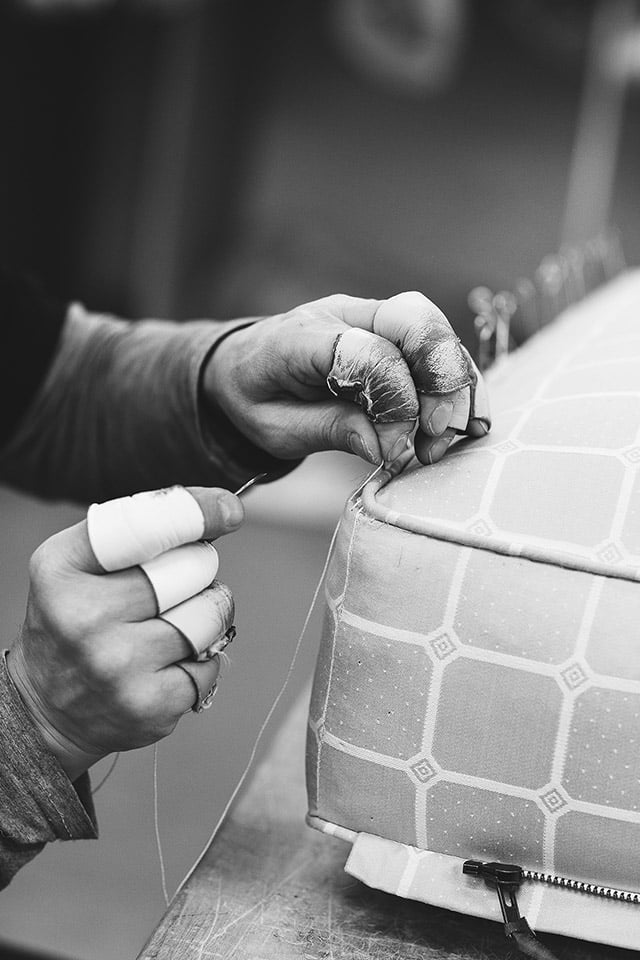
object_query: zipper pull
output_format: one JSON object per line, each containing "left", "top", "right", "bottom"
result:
{"left": 463, "top": 860, "right": 560, "bottom": 960}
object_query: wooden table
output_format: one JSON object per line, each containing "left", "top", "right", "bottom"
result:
{"left": 139, "top": 691, "right": 637, "bottom": 960}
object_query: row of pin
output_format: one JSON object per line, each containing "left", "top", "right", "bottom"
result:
{"left": 469, "top": 229, "right": 627, "bottom": 372}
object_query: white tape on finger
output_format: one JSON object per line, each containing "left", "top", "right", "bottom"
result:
{"left": 142, "top": 542, "right": 219, "bottom": 614}
{"left": 87, "top": 486, "right": 205, "bottom": 572}
{"left": 161, "top": 585, "right": 231, "bottom": 660}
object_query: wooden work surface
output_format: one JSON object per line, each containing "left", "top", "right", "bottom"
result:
{"left": 139, "top": 691, "right": 638, "bottom": 960}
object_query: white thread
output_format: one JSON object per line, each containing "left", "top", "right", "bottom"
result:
{"left": 153, "top": 465, "right": 383, "bottom": 905}
{"left": 153, "top": 743, "right": 170, "bottom": 906}
{"left": 142, "top": 542, "right": 219, "bottom": 614}
{"left": 87, "top": 486, "right": 205, "bottom": 572}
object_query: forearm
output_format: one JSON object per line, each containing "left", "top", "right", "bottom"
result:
{"left": 0, "top": 305, "right": 295, "bottom": 503}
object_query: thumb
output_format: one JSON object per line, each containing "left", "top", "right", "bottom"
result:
{"left": 57, "top": 486, "right": 245, "bottom": 575}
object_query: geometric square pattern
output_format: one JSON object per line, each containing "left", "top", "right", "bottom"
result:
{"left": 409, "top": 757, "right": 437, "bottom": 784}
{"left": 432, "top": 660, "right": 561, "bottom": 789}
{"left": 540, "top": 787, "right": 568, "bottom": 814}
{"left": 560, "top": 662, "right": 589, "bottom": 691}
{"left": 596, "top": 542, "right": 623, "bottom": 565}
{"left": 307, "top": 274, "right": 640, "bottom": 947}
{"left": 429, "top": 632, "right": 457, "bottom": 661}
{"left": 563, "top": 688, "right": 640, "bottom": 810}
{"left": 323, "top": 621, "right": 431, "bottom": 760}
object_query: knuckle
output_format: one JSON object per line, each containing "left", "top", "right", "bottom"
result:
{"left": 85, "top": 638, "right": 132, "bottom": 686}
{"left": 28, "top": 539, "right": 57, "bottom": 584}
{"left": 322, "top": 408, "right": 346, "bottom": 451}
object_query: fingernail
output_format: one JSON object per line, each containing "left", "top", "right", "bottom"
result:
{"left": 428, "top": 401, "right": 454, "bottom": 436}
{"left": 467, "top": 418, "right": 490, "bottom": 438}
{"left": 220, "top": 492, "right": 244, "bottom": 529}
{"left": 349, "top": 432, "right": 381, "bottom": 465}
{"left": 427, "top": 434, "right": 452, "bottom": 465}
{"left": 385, "top": 431, "right": 413, "bottom": 464}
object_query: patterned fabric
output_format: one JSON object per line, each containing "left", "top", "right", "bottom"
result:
{"left": 306, "top": 271, "right": 640, "bottom": 949}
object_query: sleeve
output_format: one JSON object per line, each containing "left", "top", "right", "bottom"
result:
{"left": 0, "top": 303, "right": 300, "bottom": 503}
{"left": 0, "top": 652, "right": 97, "bottom": 890}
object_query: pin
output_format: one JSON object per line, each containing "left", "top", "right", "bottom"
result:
{"left": 471, "top": 231, "right": 626, "bottom": 370}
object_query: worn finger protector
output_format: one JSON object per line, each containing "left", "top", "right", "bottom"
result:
{"left": 327, "top": 328, "right": 419, "bottom": 423}
{"left": 372, "top": 292, "right": 471, "bottom": 395}
{"left": 141, "top": 541, "right": 219, "bottom": 614}
{"left": 327, "top": 308, "right": 489, "bottom": 438}
{"left": 87, "top": 486, "right": 205, "bottom": 572}
{"left": 160, "top": 582, "right": 234, "bottom": 661}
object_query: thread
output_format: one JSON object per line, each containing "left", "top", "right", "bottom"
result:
{"left": 91, "top": 752, "right": 120, "bottom": 795}
{"left": 156, "top": 464, "right": 382, "bottom": 906}
{"left": 153, "top": 743, "right": 170, "bottom": 906}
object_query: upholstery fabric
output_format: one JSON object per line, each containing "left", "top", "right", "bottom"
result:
{"left": 306, "top": 271, "right": 640, "bottom": 949}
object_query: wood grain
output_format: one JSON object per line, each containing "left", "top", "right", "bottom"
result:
{"left": 139, "top": 691, "right": 638, "bottom": 960}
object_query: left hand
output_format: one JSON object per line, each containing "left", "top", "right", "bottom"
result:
{"left": 202, "top": 291, "right": 490, "bottom": 470}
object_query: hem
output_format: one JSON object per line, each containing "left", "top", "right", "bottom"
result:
{"left": 306, "top": 816, "right": 640, "bottom": 951}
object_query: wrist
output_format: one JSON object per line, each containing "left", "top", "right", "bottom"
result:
{"left": 201, "top": 323, "right": 250, "bottom": 425}
{"left": 6, "top": 647, "right": 100, "bottom": 781}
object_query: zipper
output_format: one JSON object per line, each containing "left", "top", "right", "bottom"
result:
{"left": 461, "top": 858, "right": 639, "bottom": 958}
{"left": 522, "top": 869, "right": 640, "bottom": 903}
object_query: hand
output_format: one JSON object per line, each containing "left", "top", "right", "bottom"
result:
{"left": 203, "top": 291, "right": 489, "bottom": 471}
{"left": 7, "top": 486, "right": 243, "bottom": 781}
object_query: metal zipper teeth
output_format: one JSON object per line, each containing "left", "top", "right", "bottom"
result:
{"left": 524, "top": 870, "right": 640, "bottom": 903}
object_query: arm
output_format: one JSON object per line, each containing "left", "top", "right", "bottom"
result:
{"left": 0, "top": 301, "right": 294, "bottom": 503}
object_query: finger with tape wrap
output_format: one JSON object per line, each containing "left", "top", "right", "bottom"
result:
{"left": 140, "top": 541, "right": 219, "bottom": 614}
{"left": 86, "top": 485, "right": 243, "bottom": 573}
{"left": 160, "top": 580, "right": 235, "bottom": 662}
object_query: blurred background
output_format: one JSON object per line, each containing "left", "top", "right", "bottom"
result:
{"left": 0, "top": 1, "right": 638, "bottom": 957}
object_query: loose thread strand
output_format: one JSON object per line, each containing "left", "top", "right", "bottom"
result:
{"left": 158, "top": 464, "right": 383, "bottom": 905}
{"left": 153, "top": 743, "right": 170, "bottom": 906}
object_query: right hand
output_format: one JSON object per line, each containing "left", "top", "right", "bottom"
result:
{"left": 7, "top": 486, "right": 243, "bottom": 781}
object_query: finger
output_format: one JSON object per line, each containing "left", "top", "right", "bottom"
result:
{"left": 373, "top": 292, "right": 471, "bottom": 394}
{"left": 41, "top": 541, "right": 221, "bottom": 628}
{"left": 141, "top": 541, "right": 219, "bottom": 614}
{"left": 462, "top": 348, "right": 491, "bottom": 436}
{"left": 417, "top": 355, "right": 490, "bottom": 440}
{"left": 328, "top": 291, "right": 470, "bottom": 396}
{"left": 417, "top": 392, "right": 456, "bottom": 438}
{"left": 169, "top": 657, "right": 222, "bottom": 714}
{"left": 159, "top": 580, "right": 235, "bottom": 662}
{"left": 415, "top": 426, "right": 456, "bottom": 466}
{"left": 83, "top": 485, "right": 243, "bottom": 574}
{"left": 373, "top": 421, "right": 416, "bottom": 467}
{"left": 327, "top": 327, "right": 420, "bottom": 423}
